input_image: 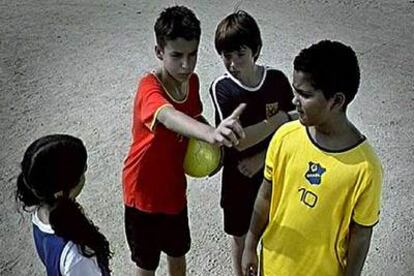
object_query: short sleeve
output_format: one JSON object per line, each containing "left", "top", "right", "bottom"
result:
{"left": 352, "top": 164, "right": 383, "bottom": 226}
{"left": 264, "top": 131, "right": 281, "bottom": 181}
{"left": 210, "top": 80, "right": 237, "bottom": 124}
{"left": 136, "top": 76, "right": 172, "bottom": 131}
{"left": 60, "top": 242, "right": 102, "bottom": 276}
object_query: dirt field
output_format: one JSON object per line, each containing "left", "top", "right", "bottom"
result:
{"left": 1, "top": 0, "right": 413, "bottom": 275}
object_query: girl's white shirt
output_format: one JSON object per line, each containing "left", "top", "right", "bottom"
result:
{"left": 32, "top": 210, "right": 102, "bottom": 276}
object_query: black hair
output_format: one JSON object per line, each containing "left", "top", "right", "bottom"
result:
{"left": 154, "top": 5, "right": 201, "bottom": 49}
{"left": 214, "top": 10, "right": 262, "bottom": 61}
{"left": 16, "top": 134, "right": 112, "bottom": 275}
{"left": 293, "top": 40, "right": 360, "bottom": 108}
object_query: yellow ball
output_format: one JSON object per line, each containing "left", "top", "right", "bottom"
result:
{"left": 183, "top": 138, "right": 221, "bottom": 178}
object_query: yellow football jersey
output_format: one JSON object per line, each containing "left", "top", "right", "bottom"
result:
{"left": 262, "top": 121, "right": 382, "bottom": 276}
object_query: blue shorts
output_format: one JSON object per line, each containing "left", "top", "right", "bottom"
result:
{"left": 124, "top": 206, "right": 191, "bottom": 270}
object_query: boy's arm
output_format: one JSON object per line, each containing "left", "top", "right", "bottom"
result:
{"left": 345, "top": 222, "right": 373, "bottom": 276}
{"left": 237, "top": 149, "right": 266, "bottom": 178}
{"left": 157, "top": 104, "right": 246, "bottom": 147}
{"left": 242, "top": 178, "right": 272, "bottom": 276}
{"left": 235, "top": 111, "right": 289, "bottom": 151}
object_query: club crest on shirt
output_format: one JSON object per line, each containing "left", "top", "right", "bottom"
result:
{"left": 265, "top": 102, "right": 279, "bottom": 118}
{"left": 305, "top": 162, "right": 326, "bottom": 185}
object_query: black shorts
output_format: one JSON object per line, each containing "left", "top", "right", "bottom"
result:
{"left": 124, "top": 206, "right": 191, "bottom": 270}
{"left": 221, "top": 169, "right": 263, "bottom": 237}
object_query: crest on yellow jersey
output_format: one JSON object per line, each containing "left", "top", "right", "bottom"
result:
{"left": 305, "top": 162, "right": 326, "bottom": 185}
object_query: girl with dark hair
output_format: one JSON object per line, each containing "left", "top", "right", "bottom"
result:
{"left": 16, "top": 134, "right": 112, "bottom": 276}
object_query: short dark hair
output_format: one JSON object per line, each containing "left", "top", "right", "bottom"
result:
{"left": 294, "top": 40, "right": 360, "bottom": 108}
{"left": 215, "top": 10, "right": 262, "bottom": 61}
{"left": 154, "top": 5, "right": 201, "bottom": 49}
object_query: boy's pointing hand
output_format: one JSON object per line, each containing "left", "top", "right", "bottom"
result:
{"left": 212, "top": 103, "right": 246, "bottom": 147}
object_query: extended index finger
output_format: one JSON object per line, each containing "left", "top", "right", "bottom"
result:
{"left": 230, "top": 103, "right": 246, "bottom": 119}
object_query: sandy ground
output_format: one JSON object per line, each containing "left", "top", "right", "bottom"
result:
{"left": 1, "top": 0, "right": 413, "bottom": 275}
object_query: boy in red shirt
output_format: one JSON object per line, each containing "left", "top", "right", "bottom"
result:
{"left": 122, "top": 6, "right": 245, "bottom": 276}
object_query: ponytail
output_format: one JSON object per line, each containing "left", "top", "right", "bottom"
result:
{"left": 50, "top": 197, "right": 112, "bottom": 275}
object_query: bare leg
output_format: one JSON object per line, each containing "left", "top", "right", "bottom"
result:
{"left": 135, "top": 267, "right": 155, "bottom": 276}
{"left": 167, "top": 255, "right": 186, "bottom": 276}
{"left": 231, "top": 235, "right": 246, "bottom": 276}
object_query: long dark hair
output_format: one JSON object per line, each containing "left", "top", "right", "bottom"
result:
{"left": 16, "top": 134, "right": 112, "bottom": 275}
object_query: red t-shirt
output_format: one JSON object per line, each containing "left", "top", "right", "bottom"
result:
{"left": 122, "top": 72, "right": 203, "bottom": 214}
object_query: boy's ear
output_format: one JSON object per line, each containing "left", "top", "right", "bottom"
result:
{"left": 331, "top": 93, "right": 346, "bottom": 110}
{"left": 155, "top": 45, "right": 163, "bottom": 60}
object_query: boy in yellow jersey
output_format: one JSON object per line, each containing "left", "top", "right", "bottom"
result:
{"left": 242, "top": 40, "right": 383, "bottom": 276}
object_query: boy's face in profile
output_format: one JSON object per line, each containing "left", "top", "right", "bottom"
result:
{"left": 221, "top": 46, "right": 256, "bottom": 82}
{"left": 155, "top": 38, "right": 199, "bottom": 83}
{"left": 292, "top": 70, "right": 335, "bottom": 127}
